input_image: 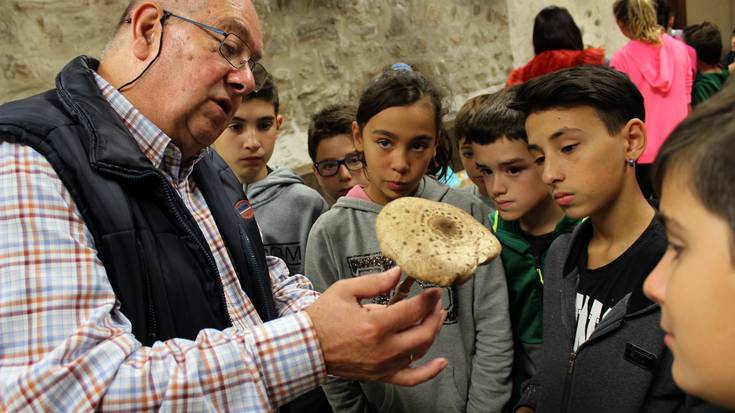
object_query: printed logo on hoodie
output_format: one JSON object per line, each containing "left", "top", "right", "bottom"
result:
{"left": 346, "top": 252, "right": 458, "bottom": 323}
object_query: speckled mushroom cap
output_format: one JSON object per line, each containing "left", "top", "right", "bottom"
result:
{"left": 375, "top": 197, "right": 501, "bottom": 287}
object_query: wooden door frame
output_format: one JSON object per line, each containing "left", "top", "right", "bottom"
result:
{"left": 671, "top": 0, "right": 687, "bottom": 28}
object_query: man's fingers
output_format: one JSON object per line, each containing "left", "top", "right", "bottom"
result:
{"left": 336, "top": 267, "right": 402, "bottom": 300}
{"left": 385, "top": 358, "right": 449, "bottom": 387}
{"left": 378, "top": 288, "right": 442, "bottom": 332}
{"left": 385, "top": 303, "right": 446, "bottom": 363}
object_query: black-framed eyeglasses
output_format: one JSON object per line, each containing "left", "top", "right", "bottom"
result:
{"left": 314, "top": 152, "right": 364, "bottom": 177}
{"left": 163, "top": 10, "right": 269, "bottom": 91}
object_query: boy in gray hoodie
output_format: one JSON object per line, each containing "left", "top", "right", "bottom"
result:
{"left": 213, "top": 77, "right": 328, "bottom": 277}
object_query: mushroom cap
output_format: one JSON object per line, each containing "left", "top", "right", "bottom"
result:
{"left": 375, "top": 197, "right": 501, "bottom": 287}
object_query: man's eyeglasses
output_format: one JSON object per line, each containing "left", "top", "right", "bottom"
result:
{"left": 164, "top": 11, "right": 268, "bottom": 91}
{"left": 314, "top": 153, "right": 364, "bottom": 177}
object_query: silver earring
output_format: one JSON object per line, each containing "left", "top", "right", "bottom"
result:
{"left": 626, "top": 159, "right": 636, "bottom": 167}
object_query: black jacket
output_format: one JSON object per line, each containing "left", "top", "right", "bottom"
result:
{"left": 0, "top": 56, "right": 278, "bottom": 345}
{"left": 518, "top": 218, "right": 686, "bottom": 412}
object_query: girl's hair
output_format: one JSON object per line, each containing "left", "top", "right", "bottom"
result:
{"left": 613, "top": 0, "right": 662, "bottom": 44}
{"left": 533, "top": 6, "right": 584, "bottom": 55}
{"left": 355, "top": 66, "right": 452, "bottom": 181}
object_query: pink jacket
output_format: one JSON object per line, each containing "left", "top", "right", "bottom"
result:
{"left": 611, "top": 34, "right": 693, "bottom": 163}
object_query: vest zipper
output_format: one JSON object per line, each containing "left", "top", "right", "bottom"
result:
{"left": 160, "top": 179, "right": 233, "bottom": 327}
{"left": 123, "top": 171, "right": 233, "bottom": 327}
{"left": 136, "top": 238, "right": 158, "bottom": 343}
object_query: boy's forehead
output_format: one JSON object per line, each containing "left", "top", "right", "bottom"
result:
{"left": 316, "top": 134, "right": 355, "bottom": 155}
{"left": 237, "top": 98, "right": 277, "bottom": 116}
{"left": 473, "top": 137, "right": 531, "bottom": 159}
{"left": 526, "top": 106, "right": 604, "bottom": 143}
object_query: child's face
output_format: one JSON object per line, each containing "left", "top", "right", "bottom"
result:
{"left": 458, "top": 138, "right": 488, "bottom": 196}
{"left": 525, "top": 106, "right": 630, "bottom": 220}
{"left": 354, "top": 99, "right": 437, "bottom": 205}
{"left": 213, "top": 98, "right": 282, "bottom": 184}
{"left": 731, "top": 34, "right": 735, "bottom": 52}
{"left": 644, "top": 172, "right": 735, "bottom": 408}
{"left": 312, "top": 134, "right": 368, "bottom": 200}
{"left": 473, "top": 137, "right": 550, "bottom": 222}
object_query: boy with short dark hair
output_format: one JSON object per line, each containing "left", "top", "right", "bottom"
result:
{"left": 213, "top": 76, "right": 327, "bottom": 276}
{"left": 307, "top": 104, "right": 367, "bottom": 203}
{"left": 454, "top": 95, "right": 495, "bottom": 209}
{"left": 644, "top": 81, "right": 735, "bottom": 411}
{"left": 459, "top": 87, "right": 578, "bottom": 407}
{"left": 684, "top": 22, "right": 729, "bottom": 106}
{"left": 512, "top": 65, "right": 685, "bottom": 412}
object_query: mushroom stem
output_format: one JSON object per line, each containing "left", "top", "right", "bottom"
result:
{"left": 388, "top": 276, "right": 415, "bottom": 305}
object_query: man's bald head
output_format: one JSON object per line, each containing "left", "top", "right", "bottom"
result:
{"left": 99, "top": 0, "right": 264, "bottom": 160}
{"left": 114, "top": 0, "right": 206, "bottom": 33}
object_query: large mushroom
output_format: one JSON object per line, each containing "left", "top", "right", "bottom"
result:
{"left": 375, "top": 197, "right": 501, "bottom": 303}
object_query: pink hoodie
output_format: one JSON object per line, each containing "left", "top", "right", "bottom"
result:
{"left": 611, "top": 34, "right": 693, "bottom": 163}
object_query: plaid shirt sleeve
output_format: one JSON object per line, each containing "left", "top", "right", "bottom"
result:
{"left": 266, "top": 256, "right": 321, "bottom": 316}
{"left": 0, "top": 143, "right": 327, "bottom": 412}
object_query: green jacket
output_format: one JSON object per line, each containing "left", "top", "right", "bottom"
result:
{"left": 491, "top": 211, "right": 580, "bottom": 406}
{"left": 489, "top": 211, "right": 580, "bottom": 345}
{"left": 692, "top": 69, "right": 728, "bottom": 107}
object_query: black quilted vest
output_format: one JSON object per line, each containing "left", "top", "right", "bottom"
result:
{"left": 0, "top": 56, "right": 278, "bottom": 345}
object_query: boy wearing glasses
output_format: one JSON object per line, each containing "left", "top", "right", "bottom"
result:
{"left": 213, "top": 77, "right": 328, "bottom": 276}
{"left": 308, "top": 104, "right": 368, "bottom": 203}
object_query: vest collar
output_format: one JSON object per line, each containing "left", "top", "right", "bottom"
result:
{"left": 55, "top": 56, "right": 160, "bottom": 176}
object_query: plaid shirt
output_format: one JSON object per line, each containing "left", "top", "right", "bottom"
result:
{"left": 0, "top": 73, "right": 325, "bottom": 412}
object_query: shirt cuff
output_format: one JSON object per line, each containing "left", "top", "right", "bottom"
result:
{"left": 252, "top": 311, "right": 327, "bottom": 407}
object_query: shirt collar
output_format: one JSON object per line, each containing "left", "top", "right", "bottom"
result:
{"left": 92, "top": 72, "right": 207, "bottom": 183}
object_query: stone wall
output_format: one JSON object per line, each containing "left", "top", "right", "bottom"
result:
{"left": 0, "top": 0, "right": 627, "bottom": 171}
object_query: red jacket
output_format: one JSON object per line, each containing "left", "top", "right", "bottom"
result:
{"left": 507, "top": 48, "right": 605, "bottom": 86}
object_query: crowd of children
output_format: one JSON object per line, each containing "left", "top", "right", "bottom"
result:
{"left": 209, "top": 0, "right": 735, "bottom": 411}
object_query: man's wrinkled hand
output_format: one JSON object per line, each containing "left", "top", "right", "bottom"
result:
{"left": 306, "top": 267, "right": 448, "bottom": 386}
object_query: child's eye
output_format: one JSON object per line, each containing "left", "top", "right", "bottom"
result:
{"left": 479, "top": 167, "right": 492, "bottom": 177}
{"left": 461, "top": 150, "right": 473, "bottom": 159}
{"left": 257, "top": 120, "right": 274, "bottom": 131}
{"left": 410, "top": 142, "right": 429, "bottom": 152}
{"left": 561, "top": 144, "right": 578, "bottom": 154}
{"left": 376, "top": 139, "right": 392, "bottom": 149}
{"left": 507, "top": 166, "right": 524, "bottom": 176}
{"left": 666, "top": 241, "right": 684, "bottom": 260}
{"left": 534, "top": 155, "right": 545, "bottom": 165}
{"left": 228, "top": 122, "right": 244, "bottom": 133}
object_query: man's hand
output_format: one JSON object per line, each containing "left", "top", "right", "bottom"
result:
{"left": 306, "top": 267, "right": 448, "bottom": 386}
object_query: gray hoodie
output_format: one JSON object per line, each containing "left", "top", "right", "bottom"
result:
{"left": 245, "top": 166, "right": 328, "bottom": 275}
{"left": 457, "top": 184, "right": 495, "bottom": 210}
{"left": 518, "top": 219, "right": 685, "bottom": 412}
{"left": 304, "top": 176, "right": 513, "bottom": 413}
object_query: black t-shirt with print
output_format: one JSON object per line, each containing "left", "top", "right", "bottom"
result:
{"left": 573, "top": 216, "right": 666, "bottom": 351}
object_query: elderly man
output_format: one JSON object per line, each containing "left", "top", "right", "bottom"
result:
{"left": 0, "top": 1, "right": 446, "bottom": 411}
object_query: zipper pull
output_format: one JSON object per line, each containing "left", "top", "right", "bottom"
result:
{"left": 567, "top": 352, "right": 577, "bottom": 374}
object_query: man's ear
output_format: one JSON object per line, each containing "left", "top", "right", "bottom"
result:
{"left": 352, "top": 121, "right": 364, "bottom": 151}
{"left": 276, "top": 114, "right": 284, "bottom": 130}
{"left": 624, "top": 118, "right": 647, "bottom": 161}
{"left": 129, "top": 3, "right": 166, "bottom": 61}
